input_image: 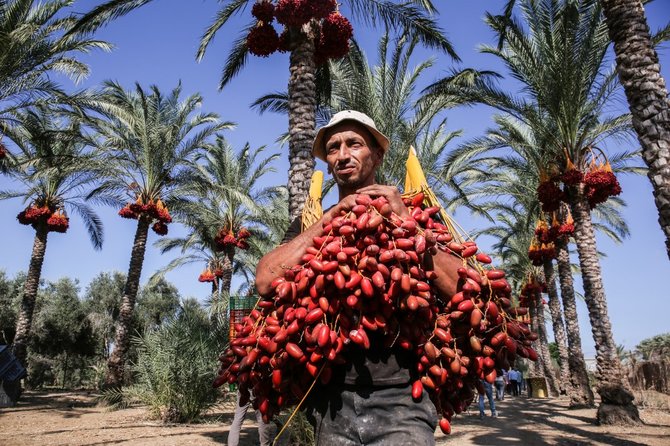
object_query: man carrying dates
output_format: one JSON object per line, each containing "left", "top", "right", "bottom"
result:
{"left": 255, "top": 110, "right": 463, "bottom": 445}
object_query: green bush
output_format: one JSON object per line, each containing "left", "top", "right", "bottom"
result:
{"left": 101, "top": 304, "right": 226, "bottom": 423}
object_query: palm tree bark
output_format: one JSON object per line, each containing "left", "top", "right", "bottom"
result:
{"left": 569, "top": 186, "right": 640, "bottom": 424}
{"left": 527, "top": 295, "right": 542, "bottom": 377}
{"left": 555, "top": 237, "right": 595, "bottom": 408}
{"left": 543, "top": 259, "right": 571, "bottom": 396}
{"left": 532, "top": 288, "right": 560, "bottom": 397}
{"left": 218, "top": 246, "right": 235, "bottom": 315}
{"left": 105, "top": 217, "right": 150, "bottom": 388}
{"left": 601, "top": 0, "right": 670, "bottom": 259}
{"left": 12, "top": 225, "right": 49, "bottom": 367}
{"left": 210, "top": 279, "right": 219, "bottom": 324}
{"left": 287, "top": 34, "right": 317, "bottom": 221}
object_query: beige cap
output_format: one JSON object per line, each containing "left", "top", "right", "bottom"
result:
{"left": 312, "top": 110, "right": 390, "bottom": 161}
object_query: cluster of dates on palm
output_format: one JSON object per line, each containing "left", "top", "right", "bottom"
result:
{"left": 538, "top": 157, "right": 622, "bottom": 211}
{"left": 518, "top": 281, "right": 546, "bottom": 308}
{"left": 214, "top": 193, "right": 537, "bottom": 434}
{"left": 528, "top": 213, "right": 574, "bottom": 265}
{"left": 214, "top": 227, "right": 251, "bottom": 251}
{"left": 0, "top": 141, "right": 7, "bottom": 159}
{"left": 246, "top": 0, "right": 352, "bottom": 63}
{"left": 118, "top": 198, "right": 172, "bottom": 235}
{"left": 198, "top": 265, "right": 225, "bottom": 283}
{"left": 17, "top": 203, "right": 69, "bottom": 233}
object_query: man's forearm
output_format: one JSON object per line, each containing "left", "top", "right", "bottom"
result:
{"left": 427, "top": 247, "right": 462, "bottom": 299}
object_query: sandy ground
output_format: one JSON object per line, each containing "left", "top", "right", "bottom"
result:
{"left": 0, "top": 390, "right": 668, "bottom": 445}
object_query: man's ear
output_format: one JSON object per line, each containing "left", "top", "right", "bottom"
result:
{"left": 374, "top": 148, "right": 384, "bottom": 168}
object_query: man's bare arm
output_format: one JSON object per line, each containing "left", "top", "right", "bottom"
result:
{"left": 425, "top": 247, "right": 462, "bottom": 299}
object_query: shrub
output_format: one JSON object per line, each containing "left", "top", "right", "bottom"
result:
{"left": 100, "top": 304, "right": 226, "bottom": 423}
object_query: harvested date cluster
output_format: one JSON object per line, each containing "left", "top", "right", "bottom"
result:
{"left": 214, "top": 193, "right": 536, "bottom": 433}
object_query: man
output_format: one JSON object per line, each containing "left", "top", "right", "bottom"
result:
{"left": 478, "top": 379, "right": 497, "bottom": 419}
{"left": 227, "top": 389, "right": 275, "bottom": 446}
{"left": 509, "top": 368, "right": 520, "bottom": 396}
{"left": 494, "top": 368, "right": 506, "bottom": 401}
{"left": 255, "top": 110, "right": 462, "bottom": 445}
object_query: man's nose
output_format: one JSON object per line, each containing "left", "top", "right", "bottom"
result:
{"left": 335, "top": 144, "right": 351, "bottom": 161}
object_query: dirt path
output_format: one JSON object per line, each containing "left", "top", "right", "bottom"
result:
{"left": 1, "top": 391, "right": 668, "bottom": 445}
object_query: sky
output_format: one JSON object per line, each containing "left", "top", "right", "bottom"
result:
{"left": 1, "top": 0, "right": 669, "bottom": 357}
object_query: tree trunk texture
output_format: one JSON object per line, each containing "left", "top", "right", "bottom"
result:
{"left": 210, "top": 279, "right": 220, "bottom": 325}
{"left": 219, "top": 246, "right": 235, "bottom": 311}
{"left": 287, "top": 34, "right": 317, "bottom": 221}
{"left": 555, "top": 238, "right": 595, "bottom": 408}
{"left": 12, "top": 225, "right": 49, "bottom": 368}
{"left": 569, "top": 186, "right": 640, "bottom": 424}
{"left": 602, "top": 0, "right": 670, "bottom": 259}
{"left": 528, "top": 294, "right": 542, "bottom": 377}
{"left": 543, "top": 259, "right": 571, "bottom": 396}
{"left": 105, "top": 217, "right": 150, "bottom": 388}
{"left": 533, "top": 289, "right": 560, "bottom": 397}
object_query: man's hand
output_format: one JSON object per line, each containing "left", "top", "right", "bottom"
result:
{"left": 327, "top": 193, "right": 360, "bottom": 220}
{"left": 356, "top": 184, "right": 409, "bottom": 217}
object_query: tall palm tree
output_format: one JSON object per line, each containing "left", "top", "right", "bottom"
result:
{"left": 154, "top": 139, "right": 282, "bottom": 319}
{"left": 70, "top": 0, "right": 457, "bottom": 220}
{"left": 451, "top": 111, "right": 639, "bottom": 406}
{"left": 0, "top": 106, "right": 103, "bottom": 368}
{"left": 600, "top": 0, "right": 670, "bottom": 260}
{"left": 0, "top": 0, "right": 111, "bottom": 128}
{"left": 429, "top": 0, "right": 644, "bottom": 423}
{"left": 87, "top": 82, "right": 231, "bottom": 387}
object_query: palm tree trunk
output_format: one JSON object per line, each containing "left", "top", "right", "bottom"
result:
{"left": 105, "top": 217, "right": 150, "bottom": 388}
{"left": 210, "top": 279, "right": 219, "bottom": 325}
{"left": 287, "top": 34, "right": 317, "bottom": 221}
{"left": 555, "top": 237, "right": 595, "bottom": 408}
{"left": 543, "top": 259, "right": 571, "bottom": 396}
{"left": 12, "top": 225, "right": 49, "bottom": 368}
{"left": 528, "top": 296, "right": 542, "bottom": 377}
{"left": 601, "top": 0, "right": 670, "bottom": 259}
{"left": 532, "top": 288, "right": 560, "bottom": 397}
{"left": 219, "top": 246, "right": 235, "bottom": 308}
{"left": 569, "top": 186, "right": 640, "bottom": 424}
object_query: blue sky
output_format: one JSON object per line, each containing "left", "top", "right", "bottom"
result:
{"left": 1, "top": 0, "right": 669, "bottom": 356}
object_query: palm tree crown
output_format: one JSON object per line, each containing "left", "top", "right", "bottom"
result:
{"left": 0, "top": 0, "right": 112, "bottom": 127}
{"left": 2, "top": 106, "right": 104, "bottom": 247}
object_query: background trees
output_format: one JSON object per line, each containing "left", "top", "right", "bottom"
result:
{"left": 2, "top": 107, "right": 103, "bottom": 368}
{"left": 87, "top": 81, "right": 230, "bottom": 387}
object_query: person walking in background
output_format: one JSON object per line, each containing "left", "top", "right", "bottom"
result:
{"left": 495, "top": 369, "right": 506, "bottom": 401}
{"left": 516, "top": 369, "right": 524, "bottom": 396}
{"left": 228, "top": 389, "right": 275, "bottom": 446}
{"left": 509, "top": 368, "right": 520, "bottom": 396}
{"left": 478, "top": 379, "right": 497, "bottom": 419}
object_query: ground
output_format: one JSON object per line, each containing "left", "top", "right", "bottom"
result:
{"left": 0, "top": 390, "right": 668, "bottom": 445}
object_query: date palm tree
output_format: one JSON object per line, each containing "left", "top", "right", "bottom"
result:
{"left": 450, "top": 111, "right": 640, "bottom": 406}
{"left": 154, "top": 139, "right": 282, "bottom": 319}
{"left": 597, "top": 0, "right": 670, "bottom": 260}
{"left": 70, "top": 0, "right": 457, "bottom": 220}
{"left": 0, "top": 106, "right": 103, "bottom": 369}
{"left": 0, "top": 0, "right": 111, "bottom": 128}
{"left": 428, "top": 0, "right": 645, "bottom": 422}
{"left": 86, "top": 81, "right": 232, "bottom": 388}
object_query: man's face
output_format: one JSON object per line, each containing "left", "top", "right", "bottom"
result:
{"left": 324, "top": 122, "right": 382, "bottom": 190}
